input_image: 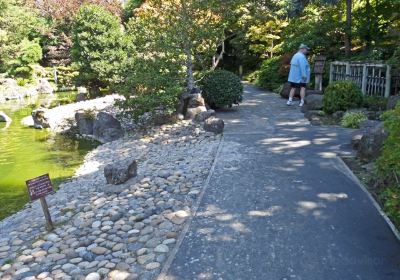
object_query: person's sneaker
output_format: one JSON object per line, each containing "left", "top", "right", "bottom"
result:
{"left": 286, "top": 100, "right": 293, "bottom": 106}
{"left": 299, "top": 100, "right": 305, "bottom": 107}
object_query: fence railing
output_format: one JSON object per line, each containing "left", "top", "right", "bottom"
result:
{"left": 392, "top": 70, "right": 400, "bottom": 96}
{"left": 329, "top": 61, "right": 392, "bottom": 97}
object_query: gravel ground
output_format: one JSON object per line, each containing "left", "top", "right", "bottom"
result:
{"left": 0, "top": 120, "right": 221, "bottom": 280}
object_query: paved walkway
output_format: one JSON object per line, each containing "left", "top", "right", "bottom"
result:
{"left": 162, "top": 84, "right": 400, "bottom": 280}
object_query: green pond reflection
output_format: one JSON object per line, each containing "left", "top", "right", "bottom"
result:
{"left": 0, "top": 92, "right": 98, "bottom": 220}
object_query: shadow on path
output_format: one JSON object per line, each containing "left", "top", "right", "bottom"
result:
{"left": 163, "top": 85, "right": 400, "bottom": 280}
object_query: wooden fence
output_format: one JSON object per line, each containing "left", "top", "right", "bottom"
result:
{"left": 329, "top": 61, "right": 392, "bottom": 97}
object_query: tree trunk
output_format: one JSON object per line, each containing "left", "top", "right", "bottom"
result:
{"left": 177, "top": 43, "right": 195, "bottom": 115}
{"left": 344, "top": 0, "right": 352, "bottom": 57}
{"left": 212, "top": 41, "right": 225, "bottom": 70}
{"left": 365, "top": 0, "right": 372, "bottom": 50}
{"left": 179, "top": 0, "right": 195, "bottom": 92}
{"left": 184, "top": 44, "right": 195, "bottom": 92}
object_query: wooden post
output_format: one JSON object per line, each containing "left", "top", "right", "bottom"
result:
{"left": 315, "top": 74, "right": 322, "bottom": 91}
{"left": 40, "top": 197, "right": 54, "bottom": 231}
{"left": 361, "top": 64, "right": 367, "bottom": 95}
{"left": 345, "top": 62, "right": 351, "bottom": 80}
{"left": 239, "top": 65, "right": 243, "bottom": 78}
{"left": 329, "top": 62, "right": 334, "bottom": 84}
{"left": 385, "top": 65, "right": 391, "bottom": 98}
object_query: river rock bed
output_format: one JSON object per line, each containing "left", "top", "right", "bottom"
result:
{"left": 0, "top": 121, "right": 221, "bottom": 280}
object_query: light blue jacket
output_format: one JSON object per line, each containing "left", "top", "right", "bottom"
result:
{"left": 288, "top": 52, "right": 310, "bottom": 83}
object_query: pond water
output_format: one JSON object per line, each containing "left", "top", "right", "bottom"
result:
{"left": 0, "top": 92, "right": 98, "bottom": 220}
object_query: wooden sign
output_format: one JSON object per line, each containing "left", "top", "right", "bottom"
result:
{"left": 26, "top": 174, "right": 55, "bottom": 231}
{"left": 314, "top": 55, "right": 327, "bottom": 74}
{"left": 26, "top": 174, "right": 55, "bottom": 201}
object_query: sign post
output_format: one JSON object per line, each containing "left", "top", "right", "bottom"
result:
{"left": 26, "top": 174, "right": 55, "bottom": 231}
{"left": 313, "top": 55, "right": 327, "bottom": 91}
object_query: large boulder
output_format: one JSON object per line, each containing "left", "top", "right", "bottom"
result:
{"left": 194, "top": 110, "right": 215, "bottom": 122}
{"left": 185, "top": 106, "right": 207, "bottom": 120}
{"left": 0, "top": 78, "right": 38, "bottom": 100}
{"left": 351, "top": 120, "right": 381, "bottom": 150}
{"left": 76, "top": 87, "right": 87, "bottom": 102}
{"left": 32, "top": 108, "right": 50, "bottom": 129}
{"left": 304, "top": 110, "right": 324, "bottom": 121}
{"left": 280, "top": 82, "right": 299, "bottom": 99}
{"left": 0, "top": 111, "right": 11, "bottom": 123}
{"left": 93, "top": 112, "right": 123, "bottom": 143}
{"left": 104, "top": 159, "right": 137, "bottom": 185}
{"left": 36, "top": 78, "right": 54, "bottom": 94}
{"left": 75, "top": 111, "right": 95, "bottom": 135}
{"left": 0, "top": 78, "right": 22, "bottom": 100}
{"left": 387, "top": 95, "right": 400, "bottom": 110}
{"left": 357, "top": 121, "right": 388, "bottom": 162}
{"left": 1, "top": 78, "right": 18, "bottom": 88}
{"left": 188, "top": 94, "right": 206, "bottom": 108}
{"left": 204, "top": 117, "right": 224, "bottom": 134}
{"left": 184, "top": 93, "right": 207, "bottom": 120}
{"left": 304, "top": 94, "right": 324, "bottom": 110}
{"left": 306, "top": 89, "right": 323, "bottom": 96}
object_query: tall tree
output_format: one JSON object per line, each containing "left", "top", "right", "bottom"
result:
{"left": 286, "top": 0, "right": 352, "bottom": 56}
{"left": 344, "top": 0, "right": 352, "bottom": 56}
{"left": 71, "top": 4, "right": 126, "bottom": 95}
{"left": 127, "top": 0, "right": 241, "bottom": 92}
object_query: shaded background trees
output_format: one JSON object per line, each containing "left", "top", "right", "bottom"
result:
{"left": 0, "top": 0, "right": 399, "bottom": 93}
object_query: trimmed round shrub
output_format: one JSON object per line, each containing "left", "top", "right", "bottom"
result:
{"left": 323, "top": 81, "right": 364, "bottom": 114}
{"left": 201, "top": 70, "right": 243, "bottom": 108}
{"left": 340, "top": 111, "right": 368, "bottom": 128}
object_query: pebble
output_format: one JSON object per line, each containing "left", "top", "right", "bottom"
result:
{"left": 0, "top": 246, "right": 10, "bottom": 252}
{"left": 108, "top": 270, "right": 130, "bottom": 280}
{"left": 1, "top": 264, "right": 11, "bottom": 271}
{"left": 163, "top": 239, "right": 176, "bottom": 245}
{"left": 112, "top": 243, "right": 124, "bottom": 252}
{"left": 115, "top": 262, "right": 130, "bottom": 271}
{"left": 92, "top": 221, "right": 101, "bottom": 228}
{"left": 90, "top": 247, "right": 108, "bottom": 255}
{"left": 154, "top": 244, "right": 169, "bottom": 253}
{"left": 145, "top": 262, "right": 160, "bottom": 270}
{"left": 85, "top": 272, "right": 100, "bottom": 280}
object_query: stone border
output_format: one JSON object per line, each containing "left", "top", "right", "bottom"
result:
{"left": 156, "top": 135, "right": 225, "bottom": 280}
{"left": 336, "top": 157, "right": 400, "bottom": 242}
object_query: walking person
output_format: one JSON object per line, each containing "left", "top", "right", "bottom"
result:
{"left": 287, "top": 44, "right": 311, "bottom": 107}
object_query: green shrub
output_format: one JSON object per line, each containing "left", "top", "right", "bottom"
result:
{"left": 16, "top": 78, "right": 30, "bottom": 87}
{"left": 201, "top": 70, "right": 243, "bottom": 108}
{"left": 71, "top": 4, "right": 126, "bottom": 96}
{"left": 44, "top": 66, "right": 79, "bottom": 89}
{"left": 116, "top": 88, "right": 180, "bottom": 121}
{"left": 323, "top": 81, "right": 364, "bottom": 114}
{"left": 376, "top": 103, "right": 400, "bottom": 187}
{"left": 8, "top": 39, "right": 42, "bottom": 80}
{"left": 375, "top": 104, "right": 400, "bottom": 227}
{"left": 83, "top": 109, "right": 97, "bottom": 120}
{"left": 244, "top": 70, "right": 260, "bottom": 83}
{"left": 363, "top": 96, "right": 387, "bottom": 111}
{"left": 340, "top": 111, "right": 368, "bottom": 128}
{"left": 255, "top": 57, "right": 286, "bottom": 90}
{"left": 273, "top": 84, "right": 284, "bottom": 95}
{"left": 387, "top": 46, "right": 400, "bottom": 70}
{"left": 380, "top": 187, "right": 400, "bottom": 228}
